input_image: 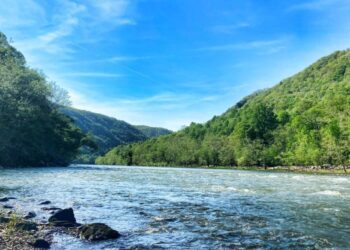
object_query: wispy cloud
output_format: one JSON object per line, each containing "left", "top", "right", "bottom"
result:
{"left": 9, "top": 0, "right": 136, "bottom": 62}
{"left": 12, "top": 1, "right": 86, "bottom": 59}
{"left": 211, "top": 22, "right": 251, "bottom": 34}
{"left": 40, "top": 1, "right": 86, "bottom": 42}
{"left": 0, "top": 0, "right": 46, "bottom": 29}
{"left": 198, "top": 38, "right": 289, "bottom": 54}
{"left": 67, "top": 90, "right": 224, "bottom": 130}
{"left": 88, "top": 0, "right": 136, "bottom": 26}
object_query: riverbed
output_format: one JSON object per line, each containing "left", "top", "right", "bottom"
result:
{"left": 1, "top": 165, "right": 349, "bottom": 249}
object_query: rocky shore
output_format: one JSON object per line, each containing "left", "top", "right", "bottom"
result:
{"left": 0, "top": 197, "right": 120, "bottom": 249}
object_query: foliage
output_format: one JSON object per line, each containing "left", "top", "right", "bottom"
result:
{"left": 61, "top": 107, "right": 172, "bottom": 163}
{"left": 0, "top": 32, "right": 92, "bottom": 167}
{"left": 97, "top": 49, "right": 350, "bottom": 167}
{"left": 134, "top": 125, "right": 172, "bottom": 138}
{"left": 48, "top": 81, "right": 72, "bottom": 106}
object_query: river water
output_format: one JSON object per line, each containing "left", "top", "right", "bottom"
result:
{"left": 0, "top": 165, "right": 349, "bottom": 249}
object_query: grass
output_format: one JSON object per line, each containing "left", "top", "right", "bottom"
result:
{"left": 4, "top": 213, "right": 20, "bottom": 235}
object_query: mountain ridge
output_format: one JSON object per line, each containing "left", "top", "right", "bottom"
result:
{"left": 60, "top": 107, "right": 172, "bottom": 163}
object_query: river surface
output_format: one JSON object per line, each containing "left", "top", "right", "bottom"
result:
{"left": 0, "top": 165, "right": 349, "bottom": 249}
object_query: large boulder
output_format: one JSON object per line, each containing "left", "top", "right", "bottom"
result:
{"left": 79, "top": 223, "right": 120, "bottom": 241}
{"left": 30, "top": 239, "right": 50, "bottom": 249}
{"left": 48, "top": 208, "right": 77, "bottom": 227}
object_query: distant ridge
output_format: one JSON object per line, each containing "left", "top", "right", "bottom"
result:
{"left": 60, "top": 107, "right": 172, "bottom": 163}
{"left": 134, "top": 125, "right": 172, "bottom": 138}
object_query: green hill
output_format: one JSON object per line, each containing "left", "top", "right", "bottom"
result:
{"left": 60, "top": 107, "right": 172, "bottom": 163}
{"left": 134, "top": 125, "right": 172, "bottom": 138}
{"left": 96, "top": 49, "right": 350, "bottom": 167}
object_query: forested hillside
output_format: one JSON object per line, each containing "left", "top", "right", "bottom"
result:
{"left": 134, "top": 125, "right": 172, "bottom": 138}
{"left": 0, "top": 32, "right": 93, "bottom": 167}
{"left": 61, "top": 107, "right": 172, "bottom": 163}
{"left": 97, "top": 49, "right": 350, "bottom": 167}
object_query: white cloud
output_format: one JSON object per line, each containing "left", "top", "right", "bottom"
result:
{"left": 10, "top": 1, "right": 86, "bottom": 62}
{"left": 88, "top": 0, "right": 136, "bottom": 26}
{"left": 7, "top": 0, "right": 135, "bottom": 64}
{"left": 0, "top": 0, "right": 46, "bottom": 29}
{"left": 65, "top": 88, "right": 228, "bottom": 130}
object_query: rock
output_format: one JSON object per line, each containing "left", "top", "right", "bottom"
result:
{"left": 0, "top": 197, "right": 9, "bottom": 202}
{"left": 30, "top": 239, "right": 50, "bottom": 249}
{"left": 3, "top": 205, "right": 13, "bottom": 209}
{"left": 48, "top": 208, "right": 77, "bottom": 227}
{"left": 41, "top": 207, "right": 61, "bottom": 211}
{"left": 24, "top": 212, "right": 37, "bottom": 219}
{"left": 39, "top": 201, "right": 51, "bottom": 205}
{"left": 0, "top": 216, "right": 10, "bottom": 224}
{"left": 15, "top": 221, "right": 38, "bottom": 231}
{"left": 79, "top": 223, "right": 120, "bottom": 241}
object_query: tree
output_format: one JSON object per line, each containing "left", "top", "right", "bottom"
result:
{"left": 48, "top": 81, "right": 72, "bottom": 106}
{"left": 0, "top": 32, "right": 91, "bottom": 167}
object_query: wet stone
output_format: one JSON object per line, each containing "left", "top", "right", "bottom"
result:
{"left": 79, "top": 223, "right": 121, "bottom": 241}
{"left": 48, "top": 208, "right": 77, "bottom": 227}
{"left": 30, "top": 239, "right": 50, "bottom": 249}
{"left": 24, "top": 212, "right": 36, "bottom": 219}
{"left": 39, "top": 201, "right": 51, "bottom": 205}
{"left": 41, "top": 207, "right": 61, "bottom": 211}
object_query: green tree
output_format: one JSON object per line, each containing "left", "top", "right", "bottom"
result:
{"left": 0, "top": 32, "right": 91, "bottom": 167}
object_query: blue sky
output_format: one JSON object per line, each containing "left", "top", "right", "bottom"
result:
{"left": 1, "top": 0, "right": 350, "bottom": 130}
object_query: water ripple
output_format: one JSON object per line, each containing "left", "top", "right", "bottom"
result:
{"left": 0, "top": 165, "right": 349, "bottom": 249}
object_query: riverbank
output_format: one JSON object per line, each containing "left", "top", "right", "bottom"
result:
{"left": 2, "top": 164, "right": 349, "bottom": 175}
{"left": 208, "top": 166, "right": 350, "bottom": 175}
{"left": 0, "top": 198, "right": 120, "bottom": 249}
{"left": 0, "top": 210, "right": 55, "bottom": 249}
{"left": 119, "top": 164, "right": 350, "bottom": 175}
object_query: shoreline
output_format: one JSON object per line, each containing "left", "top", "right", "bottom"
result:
{"left": 2, "top": 164, "right": 349, "bottom": 175}
{"left": 104, "top": 164, "right": 350, "bottom": 175}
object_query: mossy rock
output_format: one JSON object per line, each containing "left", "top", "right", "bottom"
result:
{"left": 79, "top": 223, "right": 120, "bottom": 241}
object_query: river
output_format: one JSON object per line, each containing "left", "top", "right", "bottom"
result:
{"left": 0, "top": 165, "right": 349, "bottom": 249}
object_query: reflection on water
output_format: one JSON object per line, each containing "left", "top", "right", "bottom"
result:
{"left": 0, "top": 165, "right": 349, "bottom": 249}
